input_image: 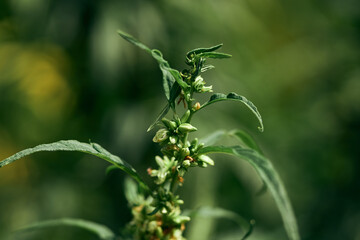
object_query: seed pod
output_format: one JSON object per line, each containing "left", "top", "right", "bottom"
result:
{"left": 181, "top": 110, "right": 191, "bottom": 123}
{"left": 153, "top": 128, "right": 169, "bottom": 143}
{"left": 178, "top": 123, "right": 197, "bottom": 133}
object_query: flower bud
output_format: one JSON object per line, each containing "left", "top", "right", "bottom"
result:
{"left": 193, "top": 76, "right": 205, "bottom": 92}
{"left": 161, "top": 118, "right": 177, "bottom": 130}
{"left": 178, "top": 123, "right": 197, "bottom": 133}
{"left": 199, "top": 162, "right": 208, "bottom": 168}
{"left": 198, "top": 154, "right": 215, "bottom": 166}
{"left": 180, "top": 147, "right": 190, "bottom": 156}
{"left": 153, "top": 129, "right": 169, "bottom": 143}
{"left": 201, "top": 85, "right": 213, "bottom": 92}
{"left": 182, "top": 160, "right": 191, "bottom": 167}
{"left": 192, "top": 102, "right": 201, "bottom": 111}
{"left": 181, "top": 110, "right": 191, "bottom": 123}
{"left": 169, "top": 136, "right": 178, "bottom": 144}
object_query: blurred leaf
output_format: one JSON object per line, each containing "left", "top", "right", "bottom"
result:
{"left": 124, "top": 177, "right": 144, "bottom": 206}
{"left": 198, "top": 145, "right": 300, "bottom": 240}
{"left": 199, "top": 92, "right": 264, "bottom": 132}
{"left": 199, "top": 130, "right": 226, "bottom": 146}
{"left": 15, "top": 218, "right": 115, "bottom": 240}
{"left": 0, "top": 140, "right": 150, "bottom": 193}
{"left": 185, "top": 206, "right": 255, "bottom": 240}
{"left": 106, "top": 165, "right": 118, "bottom": 175}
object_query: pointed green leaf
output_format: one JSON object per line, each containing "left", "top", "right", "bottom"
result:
{"left": 187, "top": 44, "right": 224, "bottom": 58}
{"left": 199, "top": 92, "right": 264, "bottom": 132}
{"left": 198, "top": 145, "right": 300, "bottom": 240}
{"left": 15, "top": 218, "right": 115, "bottom": 240}
{"left": 0, "top": 140, "right": 150, "bottom": 193}
{"left": 117, "top": 30, "right": 151, "bottom": 54}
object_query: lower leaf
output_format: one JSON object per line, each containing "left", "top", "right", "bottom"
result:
{"left": 0, "top": 140, "right": 150, "bottom": 193}
{"left": 15, "top": 218, "right": 115, "bottom": 240}
{"left": 198, "top": 145, "right": 300, "bottom": 240}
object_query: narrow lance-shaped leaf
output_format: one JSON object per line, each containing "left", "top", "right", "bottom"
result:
{"left": 199, "top": 92, "right": 264, "bottom": 132}
{"left": 117, "top": 30, "right": 151, "bottom": 54}
{"left": 198, "top": 145, "right": 300, "bottom": 240}
{"left": 186, "top": 43, "right": 224, "bottom": 58}
{"left": 15, "top": 218, "right": 115, "bottom": 240}
{"left": 0, "top": 140, "right": 150, "bottom": 193}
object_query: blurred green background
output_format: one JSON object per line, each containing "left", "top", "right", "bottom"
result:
{"left": 0, "top": 0, "right": 359, "bottom": 239}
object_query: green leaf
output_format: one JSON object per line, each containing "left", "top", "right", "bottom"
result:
{"left": 15, "top": 218, "right": 115, "bottom": 240}
{"left": 198, "top": 52, "right": 232, "bottom": 59}
{"left": 0, "top": 140, "right": 150, "bottom": 193}
{"left": 229, "top": 129, "right": 263, "bottom": 154}
{"left": 198, "top": 145, "right": 300, "bottom": 240}
{"left": 186, "top": 44, "right": 224, "bottom": 58}
{"left": 117, "top": 30, "right": 151, "bottom": 54}
{"left": 185, "top": 206, "right": 255, "bottom": 240}
{"left": 200, "top": 92, "right": 264, "bottom": 132}
{"left": 151, "top": 50, "right": 189, "bottom": 97}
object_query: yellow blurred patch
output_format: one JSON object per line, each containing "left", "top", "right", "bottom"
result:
{"left": 0, "top": 40, "right": 74, "bottom": 120}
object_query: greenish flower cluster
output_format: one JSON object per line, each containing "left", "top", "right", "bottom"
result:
{"left": 124, "top": 43, "right": 228, "bottom": 240}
